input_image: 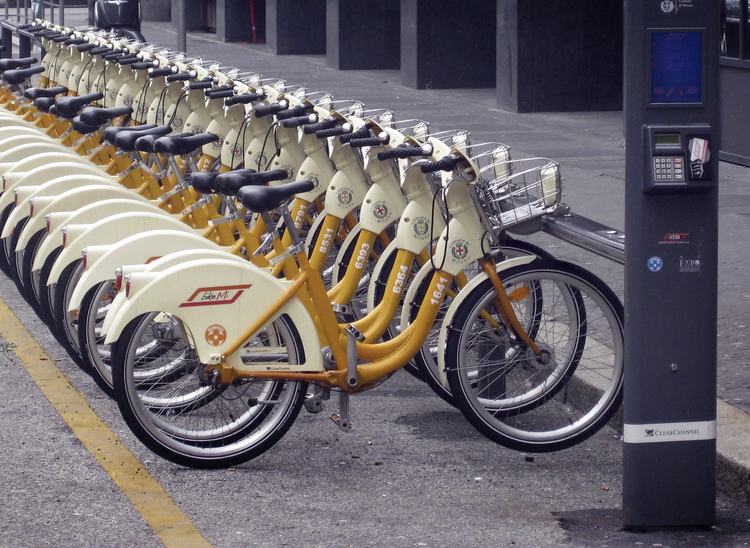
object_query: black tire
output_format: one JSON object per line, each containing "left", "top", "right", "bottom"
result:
{"left": 38, "top": 246, "right": 62, "bottom": 331}
{"left": 18, "top": 228, "right": 46, "bottom": 313}
{"left": 78, "top": 280, "right": 118, "bottom": 397}
{"left": 445, "top": 259, "right": 624, "bottom": 453}
{"left": 111, "top": 311, "right": 308, "bottom": 468}
{"left": 0, "top": 203, "right": 14, "bottom": 275}
{"left": 52, "top": 258, "right": 88, "bottom": 370}
{"left": 5, "top": 215, "right": 29, "bottom": 282}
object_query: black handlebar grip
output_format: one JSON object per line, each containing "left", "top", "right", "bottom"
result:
{"left": 349, "top": 135, "right": 389, "bottom": 148}
{"left": 188, "top": 80, "right": 214, "bottom": 89}
{"left": 315, "top": 125, "right": 352, "bottom": 139}
{"left": 76, "top": 42, "right": 99, "bottom": 52}
{"left": 207, "top": 89, "right": 236, "bottom": 99}
{"left": 303, "top": 117, "right": 338, "bottom": 135}
{"left": 131, "top": 61, "right": 157, "bottom": 70}
{"left": 253, "top": 100, "right": 289, "bottom": 118}
{"left": 89, "top": 46, "right": 113, "bottom": 55}
{"left": 149, "top": 67, "right": 177, "bottom": 78}
{"left": 376, "top": 145, "right": 429, "bottom": 161}
{"left": 419, "top": 155, "right": 463, "bottom": 173}
{"left": 64, "top": 37, "right": 88, "bottom": 46}
{"left": 102, "top": 50, "right": 127, "bottom": 60}
{"left": 166, "top": 71, "right": 194, "bottom": 82}
{"left": 224, "top": 91, "right": 264, "bottom": 106}
{"left": 281, "top": 114, "right": 317, "bottom": 128}
{"left": 275, "top": 103, "right": 314, "bottom": 120}
{"left": 338, "top": 125, "right": 372, "bottom": 144}
{"left": 117, "top": 56, "right": 142, "bottom": 66}
{"left": 52, "top": 34, "right": 72, "bottom": 43}
{"left": 206, "top": 84, "right": 234, "bottom": 95}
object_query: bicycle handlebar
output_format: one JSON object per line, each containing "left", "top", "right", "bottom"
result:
{"left": 316, "top": 123, "right": 352, "bottom": 139}
{"left": 275, "top": 103, "right": 314, "bottom": 120}
{"left": 206, "top": 89, "right": 235, "bottom": 99}
{"left": 281, "top": 114, "right": 318, "bottom": 128}
{"left": 224, "top": 91, "right": 266, "bottom": 106}
{"left": 419, "top": 155, "right": 463, "bottom": 173}
{"left": 303, "top": 116, "right": 338, "bottom": 134}
{"left": 253, "top": 100, "right": 290, "bottom": 118}
{"left": 349, "top": 132, "right": 390, "bottom": 148}
{"left": 337, "top": 124, "right": 372, "bottom": 144}
{"left": 149, "top": 66, "right": 178, "bottom": 78}
{"left": 376, "top": 143, "right": 432, "bottom": 161}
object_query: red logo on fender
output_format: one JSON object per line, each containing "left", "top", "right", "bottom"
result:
{"left": 179, "top": 284, "right": 252, "bottom": 307}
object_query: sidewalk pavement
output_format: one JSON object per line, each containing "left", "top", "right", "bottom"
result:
{"left": 0, "top": 10, "right": 748, "bottom": 547}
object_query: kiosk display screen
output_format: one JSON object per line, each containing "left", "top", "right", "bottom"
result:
{"left": 650, "top": 31, "right": 703, "bottom": 105}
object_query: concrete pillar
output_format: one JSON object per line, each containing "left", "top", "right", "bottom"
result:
{"left": 266, "top": 0, "right": 325, "bottom": 55}
{"left": 401, "top": 0, "right": 495, "bottom": 89}
{"left": 326, "top": 0, "right": 399, "bottom": 70}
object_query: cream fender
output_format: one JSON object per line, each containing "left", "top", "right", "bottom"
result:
{"left": 46, "top": 212, "right": 196, "bottom": 285}
{"left": 68, "top": 230, "right": 229, "bottom": 310}
{"left": 435, "top": 255, "right": 537, "bottom": 387}
{"left": 0, "top": 161, "right": 113, "bottom": 211}
{"left": 16, "top": 190, "right": 152, "bottom": 252}
{"left": 100, "top": 248, "right": 246, "bottom": 337}
{"left": 103, "top": 258, "right": 325, "bottom": 373}
{"left": 2, "top": 175, "right": 118, "bottom": 239}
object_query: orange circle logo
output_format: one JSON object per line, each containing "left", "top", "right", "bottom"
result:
{"left": 205, "top": 324, "right": 227, "bottom": 346}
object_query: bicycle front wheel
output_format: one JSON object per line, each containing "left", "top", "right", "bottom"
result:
{"left": 446, "top": 259, "right": 623, "bottom": 453}
{"left": 111, "top": 311, "right": 308, "bottom": 468}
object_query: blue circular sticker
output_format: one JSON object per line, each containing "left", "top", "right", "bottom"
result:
{"left": 647, "top": 256, "right": 664, "bottom": 272}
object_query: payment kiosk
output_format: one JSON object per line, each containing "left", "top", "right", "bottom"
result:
{"left": 623, "top": 0, "right": 720, "bottom": 527}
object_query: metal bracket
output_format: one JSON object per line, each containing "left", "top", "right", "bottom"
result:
{"left": 304, "top": 384, "right": 331, "bottom": 414}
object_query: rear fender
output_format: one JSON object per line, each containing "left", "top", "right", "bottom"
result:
{"left": 68, "top": 230, "right": 227, "bottom": 310}
{"left": 0, "top": 125, "right": 54, "bottom": 142}
{"left": 101, "top": 248, "right": 244, "bottom": 337}
{"left": 1, "top": 160, "right": 112, "bottom": 208}
{"left": 0, "top": 142, "right": 71, "bottom": 169}
{"left": 435, "top": 255, "right": 537, "bottom": 387}
{"left": 2, "top": 175, "right": 116, "bottom": 239}
{"left": 27, "top": 197, "right": 160, "bottom": 267}
{"left": 291, "top": 154, "right": 336, "bottom": 202}
{"left": 46, "top": 212, "right": 194, "bottom": 284}
{"left": 103, "top": 258, "right": 324, "bottom": 372}
{"left": 18, "top": 190, "right": 151, "bottom": 252}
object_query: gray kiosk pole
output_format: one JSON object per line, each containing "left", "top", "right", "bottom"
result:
{"left": 623, "top": 0, "right": 720, "bottom": 527}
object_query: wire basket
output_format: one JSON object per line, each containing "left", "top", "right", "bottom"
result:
{"left": 474, "top": 155, "right": 562, "bottom": 234}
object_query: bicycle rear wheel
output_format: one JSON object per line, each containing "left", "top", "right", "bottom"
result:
{"left": 111, "top": 311, "right": 308, "bottom": 468}
{"left": 446, "top": 259, "right": 623, "bottom": 452}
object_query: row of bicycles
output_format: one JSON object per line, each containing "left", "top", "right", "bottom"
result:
{"left": 0, "top": 20, "right": 624, "bottom": 468}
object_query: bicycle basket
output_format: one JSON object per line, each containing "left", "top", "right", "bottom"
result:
{"left": 474, "top": 156, "right": 562, "bottom": 235}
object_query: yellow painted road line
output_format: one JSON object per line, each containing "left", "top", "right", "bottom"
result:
{"left": 0, "top": 299, "right": 212, "bottom": 548}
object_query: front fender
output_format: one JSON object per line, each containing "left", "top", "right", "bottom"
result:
{"left": 104, "top": 258, "right": 324, "bottom": 372}
{"left": 435, "top": 255, "right": 537, "bottom": 387}
{"left": 47, "top": 212, "right": 195, "bottom": 285}
{"left": 69, "top": 230, "right": 227, "bottom": 310}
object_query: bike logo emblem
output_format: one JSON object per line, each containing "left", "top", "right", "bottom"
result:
{"left": 190, "top": 125, "right": 205, "bottom": 135}
{"left": 647, "top": 256, "right": 663, "bottom": 272}
{"left": 232, "top": 144, "right": 243, "bottom": 158}
{"left": 337, "top": 188, "right": 354, "bottom": 206}
{"left": 305, "top": 173, "right": 320, "bottom": 191}
{"left": 123, "top": 96, "right": 134, "bottom": 107}
{"left": 109, "top": 89, "right": 118, "bottom": 102}
{"left": 371, "top": 201, "right": 389, "bottom": 220}
{"left": 280, "top": 165, "right": 295, "bottom": 182}
{"left": 171, "top": 114, "right": 184, "bottom": 130}
{"left": 251, "top": 152, "right": 267, "bottom": 169}
{"left": 451, "top": 240, "right": 469, "bottom": 261}
{"left": 205, "top": 324, "right": 227, "bottom": 346}
{"left": 180, "top": 284, "right": 253, "bottom": 307}
{"left": 412, "top": 217, "right": 430, "bottom": 238}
